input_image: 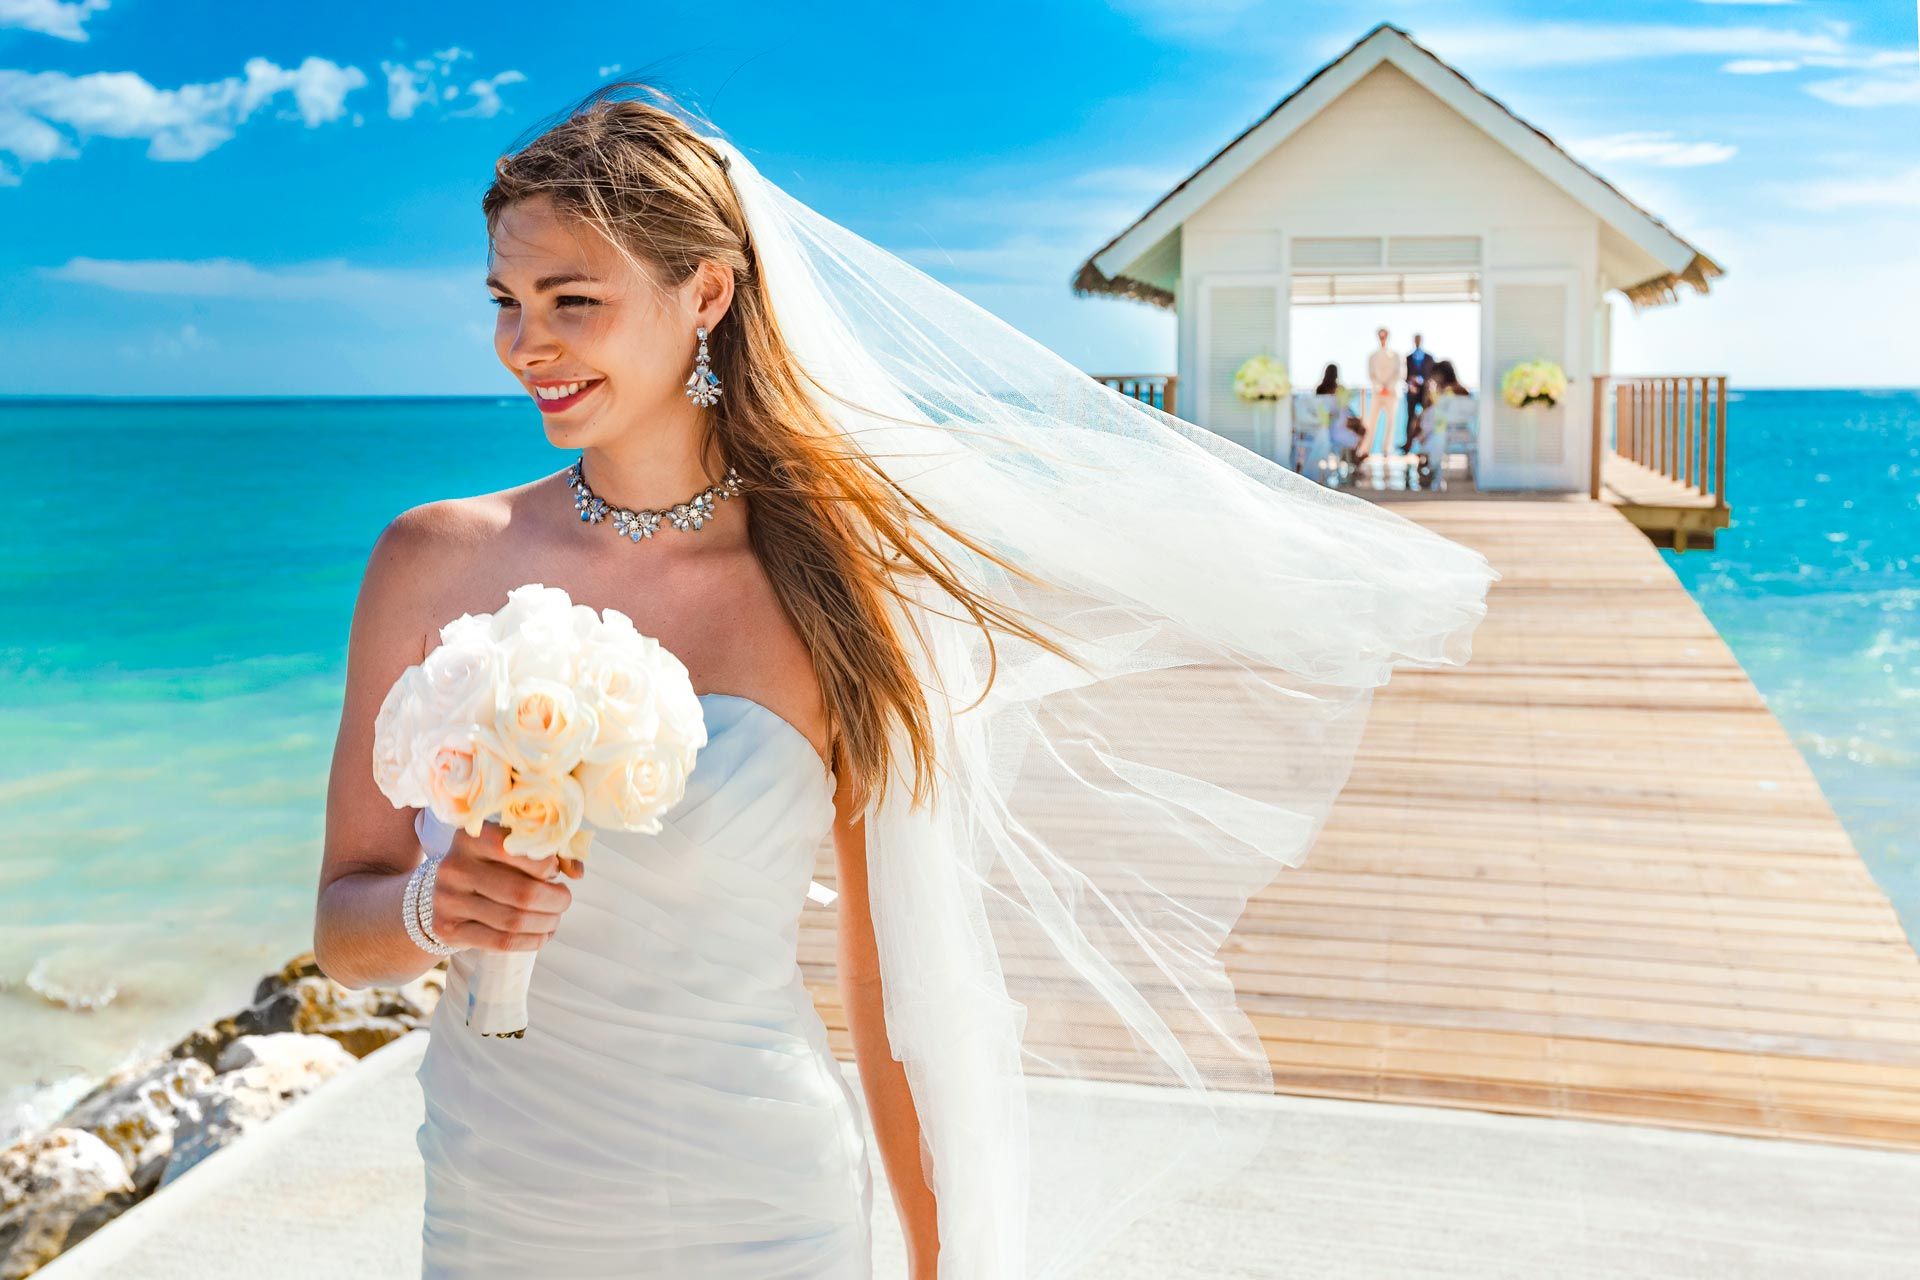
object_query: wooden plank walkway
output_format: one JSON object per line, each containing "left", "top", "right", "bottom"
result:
{"left": 1600, "top": 453, "right": 1731, "bottom": 551}
{"left": 802, "top": 495, "right": 1920, "bottom": 1151}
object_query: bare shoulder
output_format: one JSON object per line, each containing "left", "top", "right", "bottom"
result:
{"left": 359, "top": 491, "right": 515, "bottom": 661}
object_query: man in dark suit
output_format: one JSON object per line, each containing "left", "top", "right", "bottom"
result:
{"left": 1403, "top": 333, "right": 1435, "bottom": 452}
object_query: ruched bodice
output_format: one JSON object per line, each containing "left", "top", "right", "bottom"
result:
{"left": 414, "top": 693, "right": 873, "bottom": 1278}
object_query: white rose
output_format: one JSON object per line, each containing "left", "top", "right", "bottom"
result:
{"left": 371, "top": 667, "right": 430, "bottom": 807}
{"left": 414, "top": 627, "right": 504, "bottom": 733}
{"left": 576, "top": 744, "right": 694, "bottom": 833}
{"left": 653, "top": 676, "right": 709, "bottom": 753}
{"left": 502, "top": 604, "right": 586, "bottom": 687}
{"left": 494, "top": 676, "right": 599, "bottom": 774}
{"left": 577, "top": 635, "right": 666, "bottom": 762}
{"left": 423, "top": 725, "right": 514, "bottom": 837}
{"left": 487, "top": 583, "right": 575, "bottom": 644}
{"left": 499, "top": 768, "right": 586, "bottom": 860}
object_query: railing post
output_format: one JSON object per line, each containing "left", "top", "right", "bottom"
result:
{"left": 1691, "top": 377, "right": 1704, "bottom": 493}
{"left": 1589, "top": 374, "right": 1607, "bottom": 499}
{"left": 1667, "top": 377, "right": 1679, "bottom": 482}
{"left": 1714, "top": 375, "right": 1728, "bottom": 508}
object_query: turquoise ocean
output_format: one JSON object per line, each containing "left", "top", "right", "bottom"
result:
{"left": 2, "top": 390, "right": 1916, "bottom": 1140}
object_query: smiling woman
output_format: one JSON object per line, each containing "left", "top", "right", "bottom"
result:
{"left": 312, "top": 73, "right": 1494, "bottom": 1280}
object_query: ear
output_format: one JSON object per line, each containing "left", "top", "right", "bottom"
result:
{"left": 691, "top": 260, "right": 735, "bottom": 331}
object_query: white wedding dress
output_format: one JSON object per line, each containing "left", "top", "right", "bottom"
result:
{"left": 412, "top": 692, "right": 875, "bottom": 1278}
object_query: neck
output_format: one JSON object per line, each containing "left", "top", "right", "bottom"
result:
{"left": 575, "top": 407, "right": 728, "bottom": 513}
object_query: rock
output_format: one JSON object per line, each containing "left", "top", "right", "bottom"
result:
{"left": 51, "top": 1056, "right": 214, "bottom": 1196}
{"left": 160, "top": 1033, "right": 356, "bottom": 1188}
{"left": 168, "top": 953, "right": 446, "bottom": 1067}
{"left": 10, "top": 954, "right": 447, "bottom": 1275}
{"left": 0, "top": 1128, "right": 136, "bottom": 1280}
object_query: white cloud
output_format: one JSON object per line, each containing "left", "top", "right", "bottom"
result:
{"left": 0, "top": 58, "right": 366, "bottom": 176}
{"left": 0, "top": 0, "right": 108, "bottom": 42}
{"left": 1792, "top": 166, "right": 1920, "bottom": 210}
{"left": 893, "top": 161, "right": 1191, "bottom": 290}
{"left": 123, "top": 322, "right": 214, "bottom": 360}
{"left": 380, "top": 47, "right": 522, "bottom": 120}
{"left": 1418, "top": 22, "right": 1851, "bottom": 69}
{"left": 452, "top": 70, "right": 526, "bottom": 120}
{"left": 1805, "top": 72, "right": 1920, "bottom": 107}
{"left": 1568, "top": 131, "right": 1737, "bottom": 168}
{"left": 1722, "top": 58, "right": 1800, "bottom": 73}
{"left": 597, "top": 63, "right": 622, "bottom": 78}
{"left": 42, "top": 255, "right": 470, "bottom": 304}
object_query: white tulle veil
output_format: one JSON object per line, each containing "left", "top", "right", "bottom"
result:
{"left": 701, "top": 133, "right": 1498, "bottom": 1277}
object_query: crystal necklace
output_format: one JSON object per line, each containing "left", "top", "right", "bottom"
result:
{"left": 565, "top": 455, "right": 748, "bottom": 542}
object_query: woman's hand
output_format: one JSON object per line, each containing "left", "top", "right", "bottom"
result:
{"left": 426, "top": 819, "right": 585, "bottom": 952}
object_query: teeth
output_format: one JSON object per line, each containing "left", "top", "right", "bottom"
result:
{"left": 536, "top": 380, "right": 592, "bottom": 400}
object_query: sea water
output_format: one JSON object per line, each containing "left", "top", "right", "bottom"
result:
{"left": 1, "top": 390, "right": 1915, "bottom": 1140}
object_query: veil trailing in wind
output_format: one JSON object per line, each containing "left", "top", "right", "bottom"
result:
{"left": 702, "top": 133, "right": 1498, "bottom": 1277}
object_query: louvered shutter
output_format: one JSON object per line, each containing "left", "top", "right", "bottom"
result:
{"left": 1203, "top": 283, "right": 1280, "bottom": 452}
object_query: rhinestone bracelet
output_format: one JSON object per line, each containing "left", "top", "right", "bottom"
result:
{"left": 416, "top": 853, "right": 460, "bottom": 952}
{"left": 403, "top": 854, "right": 461, "bottom": 957}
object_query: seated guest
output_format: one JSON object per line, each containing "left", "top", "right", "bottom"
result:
{"left": 1315, "top": 364, "right": 1367, "bottom": 460}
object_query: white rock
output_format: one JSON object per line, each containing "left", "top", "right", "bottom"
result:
{"left": 161, "top": 1034, "right": 356, "bottom": 1189}
{"left": 49, "top": 1056, "right": 213, "bottom": 1195}
{"left": 0, "top": 1128, "right": 135, "bottom": 1280}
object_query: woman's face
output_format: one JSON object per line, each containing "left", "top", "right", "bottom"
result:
{"left": 485, "top": 193, "right": 725, "bottom": 445}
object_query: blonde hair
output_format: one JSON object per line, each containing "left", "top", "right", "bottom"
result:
{"left": 483, "top": 80, "right": 1083, "bottom": 814}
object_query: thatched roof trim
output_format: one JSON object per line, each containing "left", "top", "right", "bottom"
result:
{"left": 1620, "top": 252, "right": 1726, "bottom": 309}
{"left": 1071, "top": 22, "right": 1723, "bottom": 312}
{"left": 1071, "top": 258, "right": 1174, "bottom": 310}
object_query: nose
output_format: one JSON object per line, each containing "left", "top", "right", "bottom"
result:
{"left": 503, "top": 308, "right": 562, "bottom": 372}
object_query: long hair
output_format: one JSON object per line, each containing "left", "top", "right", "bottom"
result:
{"left": 481, "top": 80, "right": 1085, "bottom": 815}
{"left": 1315, "top": 363, "right": 1339, "bottom": 396}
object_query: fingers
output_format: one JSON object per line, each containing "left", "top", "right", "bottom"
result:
{"left": 453, "top": 856, "right": 575, "bottom": 916}
{"left": 432, "top": 918, "right": 550, "bottom": 952}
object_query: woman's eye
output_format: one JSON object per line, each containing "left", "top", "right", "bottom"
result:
{"left": 556, "top": 295, "right": 599, "bottom": 308}
{"left": 488, "top": 296, "right": 517, "bottom": 309}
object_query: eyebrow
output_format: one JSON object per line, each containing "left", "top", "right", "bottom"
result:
{"left": 484, "top": 272, "right": 602, "bottom": 293}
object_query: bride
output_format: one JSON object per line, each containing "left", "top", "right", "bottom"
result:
{"left": 315, "top": 83, "right": 1496, "bottom": 1279}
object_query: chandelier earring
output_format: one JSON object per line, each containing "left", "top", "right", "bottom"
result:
{"left": 684, "top": 325, "right": 722, "bottom": 407}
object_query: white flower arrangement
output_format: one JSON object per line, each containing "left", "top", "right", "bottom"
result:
{"left": 1500, "top": 360, "right": 1569, "bottom": 409}
{"left": 372, "top": 582, "right": 707, "bottom": 1036}
{"left": 1232, "top": 355, "right": 1290, "bottom": 402}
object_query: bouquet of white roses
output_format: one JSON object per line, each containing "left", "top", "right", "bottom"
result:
{"left": 371, "top": 582, "right": 708, "bottom": 1037}
{"left": 1500, "top": 360, "right": 1568, "bottom": 409}
{"left": 1232, "top": 354, "right": 1290, "bottom": 402}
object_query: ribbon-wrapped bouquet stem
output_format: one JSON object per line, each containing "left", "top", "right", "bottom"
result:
{"left": 370, "top": 583, "right": 707, "bottom": 1037}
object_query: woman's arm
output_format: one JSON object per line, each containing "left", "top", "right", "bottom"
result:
{"left": 830, "top": 751, "right": 941, "bottom": 1277}
{"left": 313, "top": 504, "right": 458, "bottom": 990}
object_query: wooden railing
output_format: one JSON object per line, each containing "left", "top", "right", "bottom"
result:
{"left": 1093, "top": 373, "right": 1178, "bottom": 416}
{"left": 1602, "top": 374, "right": 1729, "bottom": 507}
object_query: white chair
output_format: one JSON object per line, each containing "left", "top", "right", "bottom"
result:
{"left": 1414, "top": 393, "right": 1479, "bottom": 489}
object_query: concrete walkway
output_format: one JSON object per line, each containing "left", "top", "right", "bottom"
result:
{"left": 37, "top": 1029, "right": 1920, "bottom": 1279}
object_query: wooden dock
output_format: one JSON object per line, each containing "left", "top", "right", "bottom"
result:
{"left": 805, "top": 494, "right": 1920, "bottom": 1152}
{"left": 1600, "top": 453, "right": 1730, "bottom": 551}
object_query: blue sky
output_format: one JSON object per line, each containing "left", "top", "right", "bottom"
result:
{"left": 1, "top": 0, "right": 1916, "bottom": 395}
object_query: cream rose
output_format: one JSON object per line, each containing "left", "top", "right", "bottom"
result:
{"left": 493, "top": 677, "right": 599, "bottom": 774}
{"left": 423, "top": 726, "right": 513, "bottom": 837}
{"left": 576, "top": 745, "right": 692, "bottom": 833}
{"left": 498, "top": 768, "right": 586, "bottom": 860}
